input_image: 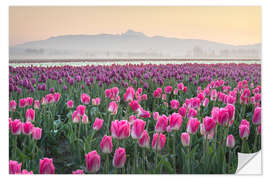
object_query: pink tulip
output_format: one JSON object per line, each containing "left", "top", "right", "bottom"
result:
{"left": 72, "top": 111, "right": 80, "bottom": 123}
{"left": 39, "top": 158, "right": 55, "bottom": 174}
{"left": 123, "top": 86, "right": 135, "bottom": 102}
{"left": 203, "top": 116, "right": 216, "bottom": 133}
{"left": 178, "top": 83, "right": 184, "bottom": 90}
{"left": 82, "top": 114, "right": 89, "bottom": 124}
{"left": 32, "top": 127, "right": 42, "bottom": 140}
{"left": 19, "top": 98, "right": 27, "bottom": 108}
{"left": 41, "top": 97, "right": 46, "bottom": 105}
{"left": 225, "top": 104, "right": 235, "bottom": 126}
{"left": 113, "top": 147, "right": 126, "bottom": 168}
{"left": 217, "top": 108, "right": 229, "bottom": 126}
{"left": 252, "top": 107, "right": 261, "bottom": 125}
{"left": 26, "top": 97, "right": 33, "bottom": 106}
{"left": 92, "top": 98, "right": 101, "bottom": 106}
{"left": 173, "top": 88, "right": 178, "bottom": 95}
{"left": 239, "top": 119, "right": 250, "bottom": 139}
{"left": 162, "top": 94, "right": 167, "bottom": 100}
{"left": 131, "top": 119, "right": 146, "bottom": 139}
{"left": 138, "top": 130, "right": 150, "bottom": 148}
{"left": 137, "top": 108, "right": 151, "bottom": 118}
{"left": 153, "top": 112, "right": 159, "bottom": 121}
{"left": 170, "top": 99, "right": 179, "bottom": 110}
{"left": 226, "top": 134, "right": 235, "bottom": 148}
{"left": 164, "top": 86, "right": 172, "bottom": 94}
{"left": 67, "top": 100, "right": 74, "bottom": 108}
{"left": 129, "top": 100, "right": 140, "bottom": 112}
{"left": 251, "top": 96, "right": 255, "bottom": 104}
{"left": 85, "top": 150, "right": 101, "bottom": 173}
{"left": 153, "top": 88, "right": 162, "bottom": 98}
{"left": 11, "top": 119, "right": 22, "bottom": 135}
{"left": 9, "top": 160, "right": 22, "bottom": 174}
{"left": 9, "top": 100, "right": 17, "bottom": 111}
{"left": 183, "top": 86, "right": 188, "bottom": 93}
{"left": 136, "top": 88, "right": 143, "bottom": 97}
{"left": 129, "top": 115, "right": 137, "bottom": 124}
{"left": 202, "top": 98, "right": 209, "bottom": 107}
{"left": 22, "top": 121, "right": 34, "bottom": 135}
{"left": 81, "top": 93, "right": 90, "bottom": 104}
{"left": 93, "top": 118, "right": 104, "bottom": 130}
{"left": 111, "top": 120, "right": 130, "bottom": 139}
{"left": 168, "top": 113, "right": 183, "bottom": 131}
{"left": 211, "top": 107, "right": 220, "bottom": 122}
{"left": 72, "top": 169, "right": 84, "bottom": 174}
{"left": 210, "top": 89, "right": 218, "bottom": 101}
{"left": 100, "top": 135, "right": 113, "bottom": 154}
{"left": 181, "top": 132, "right": 190, "bottom": 147}
{"left": 21, "top": 169, "right": 33, "bottom": 174}
{"left": 187, "top": 108, "right": 197, "bottom": 119}
{"left": 105, "top": 89, "right": 112, "bottom": 99}
{"left": 76, "top": 105, "right": 86, "bottom": 116}
{"left": 255, "top": 94, "right": 261, "bottom": 103}
{"left": 45, "top": 94, "right": 54, "bottom": 104}
{"left": 34, "top": 100, "right": 40, "bottom": 109}
{"left": 187, "top": 118, "right": 200, "bottom": 134}
{"left": 9, "top": 118, "right": 12, "bottom": 129}
{"left": 155, "top": 115, "right": 168, "bottom": 133}
{"left": 108, "top": 101, "right": 118, "bottom": 115}
{"left": 54, "top": 93, "right": 61, "bottom": 103}
{"left": 141, "top": 94, "right": 148, "bottom": 101}
{"left": 178, "top": 106, "right": 187, "bottom": 118}
{"left": 152, "top": 133, "right": 166, "bottom": 151}
{"left": 25, "top": 108, "right": 35, "bottom": 121}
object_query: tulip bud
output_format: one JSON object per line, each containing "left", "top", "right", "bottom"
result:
{"left": 93, "top": 118, "right": 104, "bottom": 131}
{"left": 22, "top": 121, "right": 34, "bottom": 135}
{"left": 113, "top": 147, "right": 126, "bottom": 168}
{"left": 138, "top": 130, "right": 150, "bottom": 148}
{"left": 39, "top": 158, "right": 55, "bottom": 174}
{"left": 181, "top": 132, "right": 190, "bottom": 147}
{"left": 100, "top": 135, "right": 113, "bottom": 154}
{"left": 226, "top": 134, "right": 235, "bottom": 148}
{"left": 152, "top": 133, "right": 166, "bottom": 151}
{"left": 32, "top": 127, "right": 42, "bottom": 140}
{"left": 85, "top": 150, "right": 101, "bottom": 173}
{"left": 252, "top": 107, "right": 261, "bottom": 125}
{"left": 131, "top": 119, "right": 146, "bottom": 139}
{"left": 25, "top": 108, "right": 35, "bottom": 121}
{"left": 9, "top": 160, "right": 22, "bottom": 174}
{"left": 11, "top": 119, "right": 22, "bottom": 135}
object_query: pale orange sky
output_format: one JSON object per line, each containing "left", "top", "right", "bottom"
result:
{"left": 9, "top": 6, "right": 261, "bottom": 46}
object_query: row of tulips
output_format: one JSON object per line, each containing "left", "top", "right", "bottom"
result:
{"left": 9, "top": 63, "right": 261, "bottom": 174}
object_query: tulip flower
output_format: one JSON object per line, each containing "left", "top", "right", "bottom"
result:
{"left": 81, "top": 93, "right": 90, "bottom": 104}
{"left": 153, "top": 112, "right": 159, "bottom": 121}
{"left": 153, "top": 88, "right": 162, "bottom": 98}
{"left": 21, "top": 169, "right": 33, "bottom": 174}
{"left": 32, "top": 127, "right": 42, "bottom": 140}
{"left": 111, "top": 120, "right": 130, "bottom": 139}
{"left": 187, "top": 118, "right": 200, "bottom": 134}
{"left": 167, "top": 113, "right": 183, "bottom": 131}
{"left": 123, "top": 86, "right": 135, "bottom": 102}
{"left": 164, "top": 86, "right": 172, "bottom": 94}
{"left": 19, "top": 98, "right": 27, "bottom": 108}
{"left": 170, "top": 99, "right": 179, "bottom": 110}
{"left": 226, "top": 134, "right": 235, "bottom": 148}
{"left": 210, "top": 89, "right": 218, "bottom": 101}
{"left": 129, "top": 115, "right": 137, "bottom": 124}
{"left": 25, "top": 108, "right": 35, "bottom": 121}
{"left": 137, "top": 107, "right": 151, "bottom": 118}
{"left": 108, "top": 101, "right": 118, "bottom": 115}
{"left": 239, "top": 119, "right": 250, "bottom": 139}
{"left": 113, "top": 147, "right": 126, "bottom": 168}
{"left": 67, "top": 100, "right": 74, "bottom": 108}
{"left": 131, "top": 119, "right": 146, "bottom": 139}
{"left": 155, "top": 115, "right": 168, "bottom": 133}
{"left": 11, "top": 119, "right": 22, "bottom": 135}
{"left": 100, "top": 135, "right": 113, "bottom": 154}
{"left": 178, "top": 106, "right": 187, "bottom": 118}
{"left": 173, "top": 88, "right": 178, "bottom": 95}
{"left": 72, "top": 169, "right": 84, "bottom": 174}
{"left": 9, "top": 160, "right": 22, "bottom": 174}
{"left": 178, "top": 83, "right": 184, "bottom": 90}
{"left": 9, "top": 100, "right": 17, "bottom": 112}
{"left": 252, "top": 107, "right": 261, "bottom": 125}
{"left": 34, "top": 100, "right": 40, "bottom": 109}
{"left": 187, "top": 108, "right": 197, "bottom": 119}
{"left": 72, "top": 111, "right": 80, "bottom": 123}
{"left": 217, "top": 108, "right": 229, "bottom": 126}
{"left": 76, "top": 105, "right": 86, "bottom": 116}
{"left": 85, "top": 150, "right": 101, "bottom": 173}
{"left": 45, "top": 94, "right": 55, "bottom": 104}
{"left": 22, "top": 121, "right": 34, "bottom": 135}
{"left": 129, "top": 100, "right": 140, "bottom": 112}
{"left": 82, "top": 114, "right": 89, "bottom": 124}
{"left": 152, "top": 133, "right": 166, "bottom": 151}
{"left": 39, "top": 158, "right": 55, "bottom": 174}
{"left": 225, "top": 104, "right": 235, "bottom": 126}
{"left": 93, "top": 118, "right": 104, "bottom": 130}
{"left": 26, "top": 97, "right": 33, "bottom": 106}
{"left": 181, "top": 132, "right": 190, "bottom": 147}
{"left": 92, "top": 97, "right": 101, "bottom": 105}
{"left": 54, "top": 92, "right": 61, "bottom": 103}
{"left": 141, "top": 94, "right": 148, "bottom": 101}
{"left": 138, "top": 130, "right": 150, "bottom": 148}
{"left": 203, "top": 116, "right": 216, "bottom": 134}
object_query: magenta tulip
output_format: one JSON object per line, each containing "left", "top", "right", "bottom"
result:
{"left": 85, "top": 150, "right": 101, "bottom": 173}
{"left": 39, "top": 158, "right": 55, "bottom": 174}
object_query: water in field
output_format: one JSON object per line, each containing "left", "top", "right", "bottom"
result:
{"left": 9, "top": 60, "right": 261, "bottom": 67}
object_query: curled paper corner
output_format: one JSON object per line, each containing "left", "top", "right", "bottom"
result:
{"left": 236, "top": 151, "right": 262, "bottom": 174}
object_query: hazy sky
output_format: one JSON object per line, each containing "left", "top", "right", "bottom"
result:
{"left": 9, "top": 6, "right": 261, "bottom": 46}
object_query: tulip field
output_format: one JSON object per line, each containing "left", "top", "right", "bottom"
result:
{"left": 9, "top": 62, "right": 261, "bottom": 174}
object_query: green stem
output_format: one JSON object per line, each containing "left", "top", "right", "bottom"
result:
{"left": 133, "top": 140, "right": 137, "bottom": 174}
{"left": 13, "top": 136, "right": 17, "bottom": 160}
{"left": 253, "top": 133, "right": 258, "bottom": 152}
{"left": 155, "top": 133, "right": 160, "bottom": 173}
{"left": 173, "top": 132, "right": 176, "bottom": 173}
